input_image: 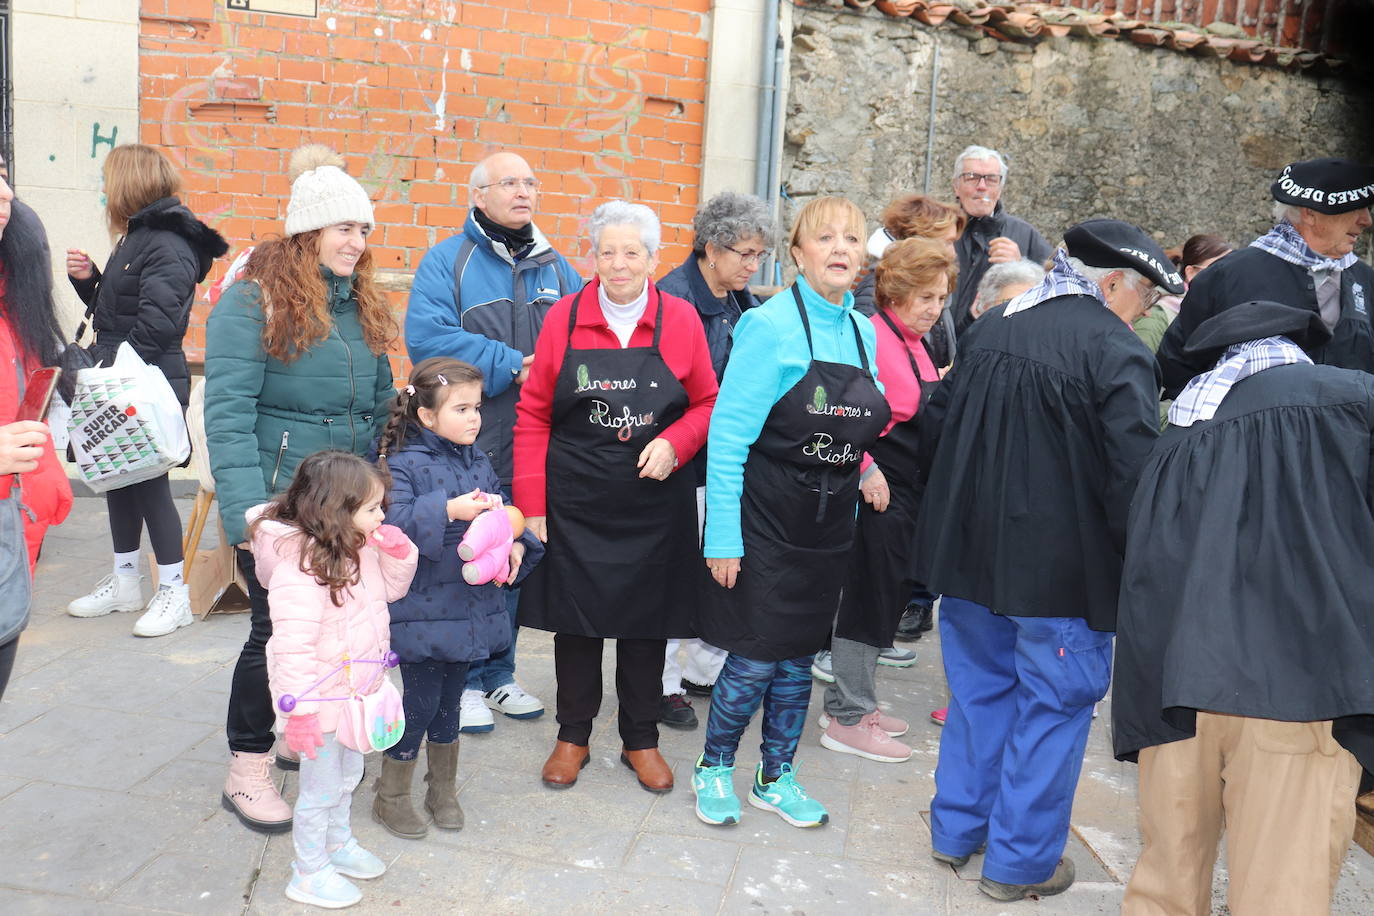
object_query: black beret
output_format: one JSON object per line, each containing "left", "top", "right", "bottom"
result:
{"left": 1271, "top": 158, "right": 1374, "bottom": 215}
{"left": 1182, "top": 300, "right": 1331, "bottom": 366}
{"left": 1062, "top": 218, "right": 1185, "bottom": 294}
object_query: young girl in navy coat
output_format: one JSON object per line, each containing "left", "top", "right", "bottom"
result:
{"left": 370, "top": 357, "right": 543, "bottom": 839}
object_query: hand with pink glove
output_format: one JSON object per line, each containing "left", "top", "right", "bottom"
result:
{"left": 285, "top": 713, "right": 324, "bottom": 760}
{"left": 372, "top": 524, "right": 411, "bottom": 559}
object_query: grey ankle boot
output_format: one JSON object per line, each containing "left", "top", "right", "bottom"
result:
{"left": 372, "top": 755, "right": 427, "bottom": 839}
{"left": 423, "top": 740, "right": 464, "bottom": 830}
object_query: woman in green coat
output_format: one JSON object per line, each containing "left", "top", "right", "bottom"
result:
{"left": 206, "top": 145, "right": 397, "bottom": 833}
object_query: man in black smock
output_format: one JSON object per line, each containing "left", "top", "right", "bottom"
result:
{"left": 1157, "top": 157, "right": 1374, "bottom": 397}
{"left": 914, "top": 219, "right": 1182, "bottom": 901}
{"left": 1114, "top": 301, "right": 1374, "bottom": 916}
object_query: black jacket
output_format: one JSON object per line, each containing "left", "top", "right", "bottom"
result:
{"left": 71, "top": 197, "right": 228, "bottom": 405}
{"left": 656, "top": 254, "right": 756, "bottom": 486}
{"left": 1156, "top": 247, "right": 1374, "bottom": 398}
{"left": 913, "top": 296, "right": 1159, "bottom": 631}
{"left": 951, "top": 203, "right": 1053, "bottom": 336}
{"left": 1112, "top": 363, "right": 1374, "bottom": 770}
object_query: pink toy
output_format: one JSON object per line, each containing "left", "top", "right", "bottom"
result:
{"left": 458, "top": 495, "right": 527, "bottom": 585}
{"left": 276, "top": 651, "right": 401, "bottom": 713}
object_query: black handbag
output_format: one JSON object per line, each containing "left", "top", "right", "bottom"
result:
{"left": 56, "top": 299, "right": 99, "bottom": 406}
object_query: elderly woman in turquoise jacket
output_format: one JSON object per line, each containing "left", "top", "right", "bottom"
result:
{"left": 205, "top": 145, "right": 396, "bottom": 835}
{"left": 692, "top": 196, "right": 888, "bottom": 830}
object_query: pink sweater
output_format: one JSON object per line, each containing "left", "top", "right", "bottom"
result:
{"left": 862, "top": 307, "right": 940, "bottom": 474}
{"left": 252, "top": 507, "right": 418, "bottom": 734}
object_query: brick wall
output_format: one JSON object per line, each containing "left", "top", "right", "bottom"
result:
{"left": 138, "top": 0, "right": 711, "bottom": 371}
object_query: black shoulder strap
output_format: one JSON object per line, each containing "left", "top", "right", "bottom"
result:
{"left": 876, "top": 308, "right": 922, "bottom": 382}
{"left": 451, "top": 237, "right": 479, "bottom": 311}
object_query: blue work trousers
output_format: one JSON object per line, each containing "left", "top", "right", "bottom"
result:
{"left": 930, "top": 596, "right": 1112, "bottom": 886}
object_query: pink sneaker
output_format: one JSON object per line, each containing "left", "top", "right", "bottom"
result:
{"left": 930, "top": 707, "right": 947, "bottom": 726}
{"left": 819, "top": 712, "right": 913, "bottom": 763}
{"left": 817, "top": 711, "right": 909, "bottom": 737}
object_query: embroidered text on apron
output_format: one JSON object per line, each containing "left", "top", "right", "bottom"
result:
{"left": 836, "top": 308, "right": 938, "bottom": 647}
{"left": 518, "top": 286, "right": 698, "bottom": 639}
{"left": 697, "top": 285, "right": 890, "bottom": 661}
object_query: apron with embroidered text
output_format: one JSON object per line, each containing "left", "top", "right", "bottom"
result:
{"left": 697, "top": 285, "right": 890, "bottom": 661}
{"left": 518, "top": 287, "right": 698, "bottom": 639}
{"left": 836, "top": 308, "right": 938, "bottom": 647}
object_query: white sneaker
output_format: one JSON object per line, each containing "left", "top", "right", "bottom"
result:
{"left": 132, "top": 584, "right": 193, "bottom": 637}
{"left": 459, "top": 689, "right": 495, "bottom": 733}
{"left": 484, "top": 682, "right": 545, "bottom": 720}
{"left": 68, "top": 574, "right": 144, "bottom": 618}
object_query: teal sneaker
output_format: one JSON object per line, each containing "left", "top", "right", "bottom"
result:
{"left": 692, "top": 754, "right": 741, "bottom": 826}
{"left": 748, "top": 763, "right": 829, "bottom": 828}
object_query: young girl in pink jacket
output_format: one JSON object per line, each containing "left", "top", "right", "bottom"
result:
{"left": 251, "top": 450, "right": 418, "bottom": 909}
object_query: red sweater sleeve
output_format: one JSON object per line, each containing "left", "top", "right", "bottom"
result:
{"left": 655, "top": 292, "right": 718, "bottom": 467}
{"left": 512, "top": 294, "right": 574, "bottom": 515}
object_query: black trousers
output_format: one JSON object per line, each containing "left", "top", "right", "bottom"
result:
{"left": 554, "top": 634, "right": 665, "bottom": 750}
{"left": 225, "top": 547, "right": 275, "bottom": 754}
{"left": 106, "top": 474, "right": 183, "bottom": 564}
{"left": 0, "top": 635, "right": 18, "bottom": 705}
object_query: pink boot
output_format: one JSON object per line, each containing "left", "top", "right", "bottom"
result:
{"left": 222, "top": 751, "right": 293, "bottom": 833}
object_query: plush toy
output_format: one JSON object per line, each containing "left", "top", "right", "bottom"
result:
{"left": 457, "top": 496, "right": 527, "bottom": 585}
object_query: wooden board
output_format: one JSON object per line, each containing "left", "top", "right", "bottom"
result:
{"left": 1355, "top": 792, "right": 1374, "bottom": 857}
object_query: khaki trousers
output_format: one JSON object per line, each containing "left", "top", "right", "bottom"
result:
{"left": 1123, "top": 712, "right": 1361, "bottom": 916}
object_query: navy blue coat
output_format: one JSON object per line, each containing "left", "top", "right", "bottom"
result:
{"left": 381, "top": 425, "right": 544, "bottom": 664}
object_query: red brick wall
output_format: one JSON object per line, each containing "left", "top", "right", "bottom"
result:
{"left": 138, "top": 0, "right": 711, "bottom": 371}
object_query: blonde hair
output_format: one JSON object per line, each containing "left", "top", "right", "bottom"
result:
{"left": 787, "top": 196, "right": 866, "bottom": 254}
{"left": 102, "top": 145, "right": 182, "bottom": 239}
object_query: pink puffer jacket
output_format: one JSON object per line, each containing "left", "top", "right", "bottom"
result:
{"left": 252, "top": 506, "right": 418, "bottom": 734}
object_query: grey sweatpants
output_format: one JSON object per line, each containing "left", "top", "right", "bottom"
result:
{"left": 293, "top": 733, "right": 364, "bottom": 874}
{"left": 823, "top": 636, "right": 881, "bottom": 725}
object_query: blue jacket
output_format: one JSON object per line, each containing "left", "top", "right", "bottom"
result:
{"left": 404, "top": 211, "right": 582, "bottom": 484}
{"left": 657, "top": 253, "right": 758, "bottom": 487}
{"left": 380, "top": 425, "right": 545, "bottom": 664}
{"left": 703, "top": 276, "right": 881, "bottom": 558}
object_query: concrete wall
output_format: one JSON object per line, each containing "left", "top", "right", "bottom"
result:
{"left": 11, "top": 0, "right": 140, "bottom": 328}
{"left": 782, "top": 7, "right": 1374, "bottom": 261}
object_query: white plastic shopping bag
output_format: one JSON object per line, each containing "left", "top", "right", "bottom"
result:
{"left": 66, "top": 342, "right": 190, "bottom": 493}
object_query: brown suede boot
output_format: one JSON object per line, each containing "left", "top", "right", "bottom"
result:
{"left": 371, "top": 755, "right": 427, "bottom": 839}
{"left": 423, "top": 740, "right": 463, "bottom": 830}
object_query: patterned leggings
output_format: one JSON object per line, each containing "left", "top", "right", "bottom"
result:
{"left": 702, "top": 652, "right": 815, "bottom": 778}
{"left": 294, "top": 734, "right": 364, "bottom": 875}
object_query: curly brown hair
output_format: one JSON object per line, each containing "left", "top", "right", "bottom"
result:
{"left": 375, "top": 357, "right": 484, "bottom": 489}
{"left": 879, "top": 194, "right": 965, "bottom": 242}
{"left": 243, "top": 231, "right": 396, "bottom": 363}
{"left": 875, "top": 238, "right": 958, "bottom": 311}
{"left": 248, "top": 450, "right": 388, "bottom": 607}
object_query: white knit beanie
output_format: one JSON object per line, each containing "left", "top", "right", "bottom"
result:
{"left": 284, "top": 145, "right": 374, "bottom": 236}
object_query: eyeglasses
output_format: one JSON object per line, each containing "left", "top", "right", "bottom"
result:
{"left": 478, "top": 177, "right": 540, "bottom": 192}
{"left": 957, "top": 172, "right": 1003, "bottom": 187}
{"left": 1135, "top": 279, "right": 1162, "bottom": 310}
{"left": 721, "top": 243, "right": 767, "bottom": 266}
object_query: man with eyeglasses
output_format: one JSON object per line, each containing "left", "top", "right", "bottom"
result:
{"left": 405, "top": 150, "right": 582, "bottom": 732}
{"left": 913, "top": 219, "right": 1182, "bottom": 902}
{"left": 949, "top": 145, "right": 1053, "bottom": 337}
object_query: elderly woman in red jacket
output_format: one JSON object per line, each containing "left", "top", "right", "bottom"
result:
{"left": 514, "top": 200, "right": 717, "bottom": 796}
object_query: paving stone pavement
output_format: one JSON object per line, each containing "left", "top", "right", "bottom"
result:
{"left": 1, "top": 496, "right": 1371, "bottom": 914}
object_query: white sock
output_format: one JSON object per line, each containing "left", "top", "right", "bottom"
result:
{"left": 113, "top": 551, "right": 140, "bottom": 579}
{"left": 157, "top": 561, "right": 186, "bottom": 588}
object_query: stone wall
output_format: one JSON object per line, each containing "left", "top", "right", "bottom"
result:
{"left": 782, "top": 6, "right": 1374, "bottom": 258}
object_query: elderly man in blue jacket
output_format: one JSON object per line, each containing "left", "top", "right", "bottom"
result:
{"left": 405, "top": 150, "right": 581, "bottom": 732}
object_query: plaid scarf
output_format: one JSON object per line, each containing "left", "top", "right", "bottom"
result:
{"left": 1002, "top": 250, "right": 1105, "bottom": 317}
{"left": 1249, "top": 220, "right": 1358, "bottom": 272}
{"left": 1168, "top": 336, "right": 1312, "bottom": 427}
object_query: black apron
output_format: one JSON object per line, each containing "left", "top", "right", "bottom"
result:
{"left": 697, "top": 286, "right": 891, "bottom": 661}
{"left": 518, "top": 286, "right": 698, "bottom": 639}
{"left": 836, "top": 309, "right": 938, "bottom": 647}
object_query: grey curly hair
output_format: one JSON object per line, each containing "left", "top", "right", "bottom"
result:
{"left": 692, "top": 191, "right": 776, "bottom": 256}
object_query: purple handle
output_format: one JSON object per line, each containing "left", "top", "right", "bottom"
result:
{"left": 384, "top": 651, "right": 400, "bottom": 669}
{"left": 278, "top": 694, "right": 297, "bottom": 713}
